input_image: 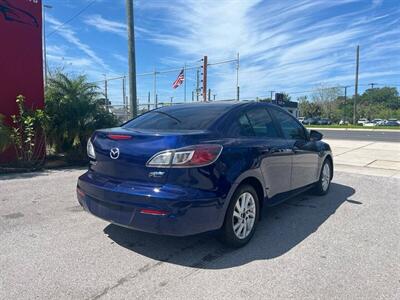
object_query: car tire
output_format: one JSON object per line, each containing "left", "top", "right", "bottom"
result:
{"left": 313, "top": 159, "right": 332, "bottom": 195}
{"left": 221, "top": 184, "right": 260, "bottom": 248}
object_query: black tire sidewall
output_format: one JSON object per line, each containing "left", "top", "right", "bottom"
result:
{"left": 315, "top": 159, "right": 332, "bottom": 195}
{"left": 222, "top": 184, "right": 260, "bottom": 247}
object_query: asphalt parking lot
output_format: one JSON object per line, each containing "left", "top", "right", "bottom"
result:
{"left": 1, "top": 166, "right": 399, "bottom": 299}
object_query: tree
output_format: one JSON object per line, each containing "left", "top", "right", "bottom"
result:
{"left": 358, "top": 87, "right": 399, "bottom": 110}
{"left": 45, "top": 72, "right": 118, "bottom": 160}
{"left": 282, "top": 93, "right": 291, "bottom": 102}
{"left": 298, "top": 96, "right": 322, "bottom": 118}
{"left": 312, "top": 84, "right": 342, "bottom": 119}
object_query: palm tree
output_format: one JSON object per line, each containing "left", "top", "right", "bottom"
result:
{"left": 45, "top": 72, "right": 118, "bottom": 159}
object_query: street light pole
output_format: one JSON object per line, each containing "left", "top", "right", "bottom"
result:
{"left": 126, "top": 0, "right": 137, "bottom": 117}
{"left": 353, "top": 45, "right": 360, "bottom": 124}
{"left": 42, "top": 4, "right": 52, "bottom": 86}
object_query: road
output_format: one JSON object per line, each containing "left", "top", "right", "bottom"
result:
{"left": 1, "top": 168, "right": 399, "bottom": 299}
{"left": 317, "top": 129, "right": 400, "bottom": 142}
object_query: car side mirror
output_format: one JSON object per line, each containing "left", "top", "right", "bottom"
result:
{"left": 309, "top": 130, "right": 323, "bottom": 141}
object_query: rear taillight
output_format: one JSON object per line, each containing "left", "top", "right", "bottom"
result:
{"left": 87, "top": 139, "right": 96, "bottom": 159}
{"left": 107, "top": 134, "right": 132, "bottom": 140}
{"left": 147, "top": 144, "right": 222, "bottom": 168}
{"left": 140, "top": 209, "right": 169, "bottom": 216}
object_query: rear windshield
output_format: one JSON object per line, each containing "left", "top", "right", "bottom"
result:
{"left": 123, "top": 105, "right": 231, "bottom": 130}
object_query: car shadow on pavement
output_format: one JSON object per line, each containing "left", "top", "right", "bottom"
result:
{"left": 103, "top": 182, "right": 355, "bottom": 269}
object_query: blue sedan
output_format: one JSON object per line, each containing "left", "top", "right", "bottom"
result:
{"left": 77, "top": 102, "right": 333, "bottom": 247}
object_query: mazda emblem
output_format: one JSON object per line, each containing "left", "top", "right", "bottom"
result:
{"left": 110, "top": 147, "right": 120, "bottom": 160}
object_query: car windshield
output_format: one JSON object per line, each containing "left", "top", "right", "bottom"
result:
{"left": 123, "top": 104, "right": 232, "bottom": 131}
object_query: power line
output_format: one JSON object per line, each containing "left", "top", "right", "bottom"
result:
{"left": 47, "top": 0, "right": 97, "bottom": 37}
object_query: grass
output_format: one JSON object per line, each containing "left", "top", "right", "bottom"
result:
{"left": 305, "top": 124, "right": 400, "bottom": 130}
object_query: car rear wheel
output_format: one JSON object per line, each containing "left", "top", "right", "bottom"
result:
{"left": 221, "top": 184, "right": 259, "bottom": 248}
{"left": 313, "top": 159, "right": 332, "bottom": 195}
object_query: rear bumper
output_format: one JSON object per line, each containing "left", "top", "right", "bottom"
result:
{"left": 77, "top": 171, "right": 227, "bottom": 236}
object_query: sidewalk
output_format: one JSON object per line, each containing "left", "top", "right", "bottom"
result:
{"left": 309, "top": 127, "right": 400, "bottom": 132}
{"left": 325, "top": 139, "right": 400, "bottom": 178}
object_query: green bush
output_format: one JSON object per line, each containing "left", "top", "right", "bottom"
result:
{"left": 7, "top": 95, "right": 47, "bottom": 167}
{"left": 45, "top": 72, "right": 118, "bottom": 161}
{"left": 0, "top": 114, "right": 12, "bottom": 153}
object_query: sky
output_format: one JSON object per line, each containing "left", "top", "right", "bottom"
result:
{"left": 44, "top": 0, "right": 400, "bottom": 105}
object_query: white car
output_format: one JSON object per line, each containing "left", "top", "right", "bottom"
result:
{"left": 357, "top": 118, "right": 369, "bottom": 125}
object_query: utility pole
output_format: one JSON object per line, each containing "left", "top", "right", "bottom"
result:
{"left": 126, "top": 0, "right": 137, "bottom": 117}
{"left": 153, "top": 67, "right": 157, "bottom": 107}
{"left": 103, "top": 74, "right": 108, "bottom": 107}
{"left": 192, "top": 90, "right": 194, "bottom": 102}
{"left": 42, "top": 4, "right": 52, "bottom": 86}
{"left": 213, "top": 94, "right": 216, "bottom": 101}
{"left": 368, "top": 83, "right": 377, "bottom": 89}
{"left": 202, "top": 56, "right": 208, "bottom": 102}
{"left": 353, "top": 45, "right": 360, "bottom": 124}
{"left": 270, "top": 90, "right": 275, "bottom": 101}
{"left": 196, "top": 68, "right": 200, "bottom": 101}
{"left": 343, "top": 85, "right": 350, "bottom": 122}
{"left": 236, "top": 52, "right": 240, "bottom": 101}
{"left": 208, "top": 88, "right": 211, "bottom": 101}
{"left": 170, "top": 96, "right": 173, "bottom": 105}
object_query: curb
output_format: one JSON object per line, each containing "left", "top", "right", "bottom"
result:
{"left": 306, "top": 127, "right": 400, "bottom": 132}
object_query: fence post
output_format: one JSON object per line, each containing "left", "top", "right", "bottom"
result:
{"left": 147, "top": 91, "right": 151, "bottom": 111}
{"left": 122, "top": 76, "right": 126, "bottom": 109}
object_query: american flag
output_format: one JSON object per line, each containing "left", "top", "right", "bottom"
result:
{"left": 172, "top": 69, "right": 184, "bottom": 89}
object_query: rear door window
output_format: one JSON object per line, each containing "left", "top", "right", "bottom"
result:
{"left": 270, "top": 108, "right": 306, "bottom": 140}
{"left": 227, "top": 107, "right": 279, "bottom": 138}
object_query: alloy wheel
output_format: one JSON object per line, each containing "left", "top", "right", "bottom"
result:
{"left": 321, "top": 163, "right": 331, "bottom": 191}
{"left": 232, "top": 192, "right": 256, "bottom": 239}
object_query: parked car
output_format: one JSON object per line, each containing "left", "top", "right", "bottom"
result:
{"left": 339, "top": 119, "right": 349, "bottom": 125}
{"left": 303, "top": 117, "right": 320, "bottom": 125}
{"left": 297, "top": 117, "right": 305, "bottom": 123}
{"left": 363, "top": 122, "right": 376, "bottom": 127}
{"left": 317, "top": 118, "right": 332, "bottom": 125}
{"left": 384, "top": 120, "right": 400, "bottom": 127}
{"left": 77, "top": 102, "right": 333, "bottom": 247}
{"left": 376, "top": 119, "right": 387, "bottom": 126}
{"left": 357, "top": 118, "right": 369, "bottom": 125}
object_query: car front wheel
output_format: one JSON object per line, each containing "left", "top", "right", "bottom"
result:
{"left": 313, "top": 159, "right": 332, "bottom": 195}
{"left": 221, "top": 184, "right": 259, "bottom": 248}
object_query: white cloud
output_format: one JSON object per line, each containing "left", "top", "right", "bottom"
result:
{"left": 46, "top": 15, "right": 108, "bottom": 70}
{"left": 84, "top": 14, "right": 126, "bottom": 37}
{"left": 140, "top": 0, "right": 400, "bottom": 99}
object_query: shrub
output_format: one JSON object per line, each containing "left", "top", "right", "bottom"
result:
{"left": 45, "top": 72, "right": 118, "bottom": 161}
{"left": 8, "top": 95, "right": 47, "bottom": 167}
{"left": 0, "top": 114, "right": 12, "bottom": 153}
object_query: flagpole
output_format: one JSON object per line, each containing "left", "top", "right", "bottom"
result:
{"left": 184, "top": 63, "right": 187, "bottom": 102}
{"left": 153, "top": 66, "right": 157, "bottom": 108}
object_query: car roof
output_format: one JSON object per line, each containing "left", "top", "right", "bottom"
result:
{"left": 155, "top": 100, "right": 281, "bottom": 112}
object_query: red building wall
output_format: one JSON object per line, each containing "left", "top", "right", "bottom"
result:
{"left": 0, "top": 0, "right": 44, "bottom": 163}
